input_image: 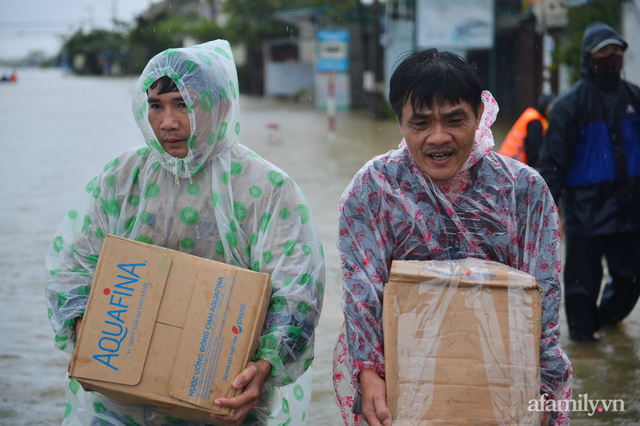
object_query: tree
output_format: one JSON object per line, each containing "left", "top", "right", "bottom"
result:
{"left": 554, "top": 0, "right": 621, "bottom": 84}
{"left": 220, "top": 0, "right": 358, "bottom": 93}
{"left": 60, "top": 28, "right": 128, "bottom": 75}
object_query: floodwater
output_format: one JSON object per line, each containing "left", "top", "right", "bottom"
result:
{"left": 0, "top": 68, "right": 638, "bottom": 425}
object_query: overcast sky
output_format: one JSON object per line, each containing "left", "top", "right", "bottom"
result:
{"left": 0, "top": 0, "right": 163, "bottom": 60}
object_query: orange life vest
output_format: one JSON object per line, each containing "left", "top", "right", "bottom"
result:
{"left": 498, "top": 107, "right": 548, "bottom": 164}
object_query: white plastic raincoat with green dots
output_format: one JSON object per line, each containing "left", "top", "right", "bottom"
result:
{"left": 45, "top": 39, "right": 324, "bottom": 426}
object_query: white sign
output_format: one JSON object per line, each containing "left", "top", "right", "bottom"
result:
{"left": 417, "top": 0, "right": 494, "bottom": 50}
{"left": 319, "top": 41, "right": 348, "bottom": 60}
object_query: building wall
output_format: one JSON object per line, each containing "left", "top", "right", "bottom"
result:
{"left": 623, "top": 0, "right": 640, "bottom": 86}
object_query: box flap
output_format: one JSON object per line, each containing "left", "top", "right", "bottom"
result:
{"left": 70, "top": 235, "right": 171, "bottom": 386}
{"left": 389, "top": 259, "right": 537, "bottom": 289}
{"left": 167, "top": 263, "right": 271, "bottom": 413}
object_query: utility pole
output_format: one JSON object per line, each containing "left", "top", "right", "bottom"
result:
{"left": 360, "top": 0, "right": 385, "bottom": 119}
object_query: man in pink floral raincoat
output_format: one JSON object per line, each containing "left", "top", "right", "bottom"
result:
{"left": 333, "top": 49, "right": 573, "bottom": 425}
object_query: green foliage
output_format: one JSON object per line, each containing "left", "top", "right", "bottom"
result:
{"left": 57, "top": 0, "right": 357, "bottom": 77}
{"left": 60, "top": 28, "right": 129, "bottom": 75}
{"left": 222, "top": 0, "right": 357, "bottom": 45}
{"left": 554, "top": 0, "right": 621, "bottom": 83}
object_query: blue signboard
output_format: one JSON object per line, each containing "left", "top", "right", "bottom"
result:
{"left": 317, "top": 30, "right": 350, "bottom": 72}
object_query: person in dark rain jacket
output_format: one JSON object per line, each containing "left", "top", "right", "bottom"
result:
{"left": 539, "top": 22, "right": 640, "bottom": 342}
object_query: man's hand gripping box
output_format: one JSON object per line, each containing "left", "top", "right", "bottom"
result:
{"left": 69, "top": 235, "right": 271, "bottom": 424}
{"left": 383, "top": 259, "right": 542, "bottom": 425}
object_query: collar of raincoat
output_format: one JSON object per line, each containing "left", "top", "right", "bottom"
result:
{"left": 401, "top": 90, "right": 498, "bottom": 184}
{"left": 131, "top": 39, "right": 240, "bottom": 180}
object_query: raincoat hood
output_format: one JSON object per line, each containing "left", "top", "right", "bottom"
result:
{"left": 132, "top": 40, "right": 239, "bottom": 178}
{"left": 581, "top": 22, "right": 628, "bottom": 80}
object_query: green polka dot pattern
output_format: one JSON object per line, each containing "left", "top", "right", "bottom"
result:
{"left": 187, "top": 135, "right": 197, "bottom": 149}
{"left": 294, "top": 384, "right": 304, "bottom": 401}
{"left": 249, "top": 185, "right": 262, "bottom": 198}
{"left": 230, "top": 162, "right": 243, "bottom": 175}
{"left": 187, "top": 183, "right": 200, "bottom": 195}
{"left": 184, "top": 59, "right": 198, "bottom": 72}
{"left": 270, "top": 296, "right": 286, "bottom": 312}
{"left": 298, "top": 205, "right": 310, "bottom": 224}
{"left": 200, "top": 91, "right": 215, "bottom": 110}
{"left": 217, "top": 122, "right": 228, "bottom": 141}
{"left": 53, "top": 236, "right": 63, "bottom": 253}
{"left": 297, "top": 301, "right": 309, "bottom": 315}
{"left": 144, "top": 182, "right": 159, "bottom": 199}
{"left": 196, "top": 53, "right": 212, "bottom": 66}
{"left": 135, "top": 235, "right": 153, "bottom": 245}
{"left": 225, "top": 231, "right": 237, "bottom": 248}
{"left": 180, "top": 207, "right": 199, "bottom": 226}
{"left": 93, "top": 401, "right": 107, "bottom": 414}
{"left": 268, "top": 171, "right": 286, "bottom": 187}
{"left": 260, "top": 213, "right": 272, "bottom": 233}
{"left": 85, "top": 177, "right": 97, "bottom": 193}
{"left": 283, "top": 240, "right": 296, "bottom": 256}
{"left": 211, "top": 191, "right": 218, "bottom": 208}
{"left": 279, "top": 208, "right": 290, "bottom": 220}
{"left": 215, "top": 240, "right": 225, "bottom": 257}
{"left": 234, "top": 202, "right": 247, "bottom": 221}
{"left": 103, "top": 158, "right": 119, "bottom": 171}
{"left": 181, "top": 237, "right": 194, "bottom": 249}
{"left": 132, "top": 167, "right": 140, "bottom": 184}
{"left": 128, "top": 195, "right": 140, "bottom": 206}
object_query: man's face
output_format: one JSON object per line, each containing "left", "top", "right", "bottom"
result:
{"left": 399, "top": 98, "right": 483, "bottom": 182}
{"left": 147, "top": 85, "right": 191, "bottom": 158}
{"left": 589, "top": 44, "right": 624, "bottom": 77}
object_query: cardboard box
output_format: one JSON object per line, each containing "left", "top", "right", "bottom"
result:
{"left": 383, "top": 259, "right": 542, "bottom": 425}
{"left": 69, "top": 235, "right": 271, "bottom": 424}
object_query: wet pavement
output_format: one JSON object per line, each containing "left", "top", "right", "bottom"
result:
{"left": 0, "top": 68, "right": 638, "bottom": 425}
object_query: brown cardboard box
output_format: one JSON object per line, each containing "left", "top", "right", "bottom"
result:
{"left": 383, "top": 259, "right": 541, "bottom": 425}
{"left": 69, "top": 235, "right": 271, "bottom": 424}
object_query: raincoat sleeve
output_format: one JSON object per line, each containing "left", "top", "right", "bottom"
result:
{"left": 514, "top": 168, "right": 572, "bottom": 417}
{"left": 337, "top": 166, "right": 391, "bottom": 382}
{"left": 251, "top": 176, "right": 325, "bottom": 387}
{"left": 44, "top": 173, "right": 110, "bottom": 354}
{"left": 539, "top": 97, "right": 577, "bottom": 204}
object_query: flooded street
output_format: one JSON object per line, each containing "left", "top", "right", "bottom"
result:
{"left": 0, "top": 68, "right": 639, "bottom": 425}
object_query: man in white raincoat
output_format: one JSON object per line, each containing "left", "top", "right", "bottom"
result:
{"left": 45, "top": 40, "right": 324, "bottom": 426}
{"left": 333, "top": 49, "right": 572, "bottom": 425}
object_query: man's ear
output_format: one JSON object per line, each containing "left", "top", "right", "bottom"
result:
{"left": 475, "top": 102, "right": 485, "bottom": 128}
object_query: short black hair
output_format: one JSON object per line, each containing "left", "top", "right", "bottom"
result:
{"left": 148, "top": 76, "right": 178, "bottom": 95}
{"left": 389, "top": 48, "right": 483, "bottom": 122}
